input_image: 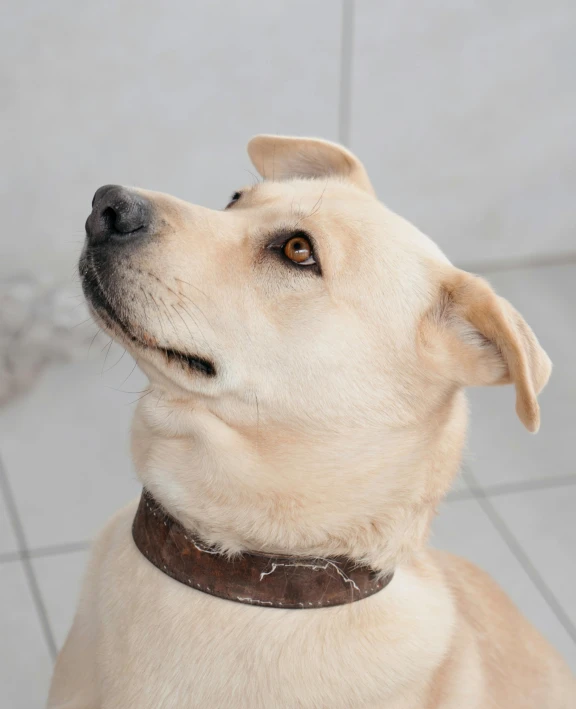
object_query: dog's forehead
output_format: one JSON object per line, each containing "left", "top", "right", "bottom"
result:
{"left": 244, "top": 179, "right": 447, "bottom": 265}
{"left": 247, "top": 178, "right": 371, "bottom": 212}
{"left": 239, "top": 178, "right": 381, "bottom": 248}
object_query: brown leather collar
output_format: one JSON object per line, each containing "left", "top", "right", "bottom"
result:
{"left": 132, "top": 490, "right": 393, "bottom": 609}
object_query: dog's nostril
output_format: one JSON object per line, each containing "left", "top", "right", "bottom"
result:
{"left": 101, "top": 206, "right": 118, "bottom": 234}
{"left": 86, "top": 185, "right": 152, "bottom": 245}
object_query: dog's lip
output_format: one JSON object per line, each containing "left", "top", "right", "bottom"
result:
{"left": 81, "top": 256, "right": 216, "bottom": 377}
{"left": 88, "top": 299, "right": 216, "bottom": 377}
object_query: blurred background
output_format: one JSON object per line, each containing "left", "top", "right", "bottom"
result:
{"left": 1, "top": 1, "right": 575, "bottom": 705}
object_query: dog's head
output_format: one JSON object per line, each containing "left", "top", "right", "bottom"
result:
{"left": 81, "top": 136, "right": 551, "bottom": 566}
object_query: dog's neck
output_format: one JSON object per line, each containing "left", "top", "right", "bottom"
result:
{"left": 132, "top": 488, "right": 394, "bottom": 608}
{"left": 131, "top": 388, "right": 466, "bottom": 572}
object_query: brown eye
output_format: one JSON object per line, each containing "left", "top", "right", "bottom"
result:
{"left": 283, "top": 235, "right": 316, "bottom": 265}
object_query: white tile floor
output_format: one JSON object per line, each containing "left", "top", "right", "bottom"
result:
{"left": 2, "top": 2, "right": 576, "bottom": 706}
{"left": 1, "top": 263, "right": 575, "bottom": 706}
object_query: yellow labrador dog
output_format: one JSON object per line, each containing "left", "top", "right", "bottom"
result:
{"left": 49, "top": 136, "right": 575, "bottom": 708}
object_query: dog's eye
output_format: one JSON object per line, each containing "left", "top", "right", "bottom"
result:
{"left": 283, "top": 234, "right": 316, "bottom": 266}
{"left": 225, "top": 191, "right": 242, "bottom": 209}
{"left": 267, "top": 230, "right": 319, "bottom": 272}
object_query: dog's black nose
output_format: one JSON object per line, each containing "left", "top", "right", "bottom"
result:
{"left": 85, "top": 185, "right": 152, "bottom": 244}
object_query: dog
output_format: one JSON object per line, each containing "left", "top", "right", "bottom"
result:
{"left": 48, "top": 136, "right": 575, "bottom": 708}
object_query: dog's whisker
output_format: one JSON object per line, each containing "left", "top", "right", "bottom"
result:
{"left": 71, "top": 316, "right": 96, "bottom": 329}
{"left": 163, "top": 281, "right": 214, "bottom": 332}
{"left": 100, "top": 338, "right": 114, "bottom": 375}
{"left": 99, "top": 338, "right": 113, "bottom": 354}
{"left": 142, "top": 270, "right": 215, "bottom": 336}
{"left": 159, "top": 296, "right": 179, "bottom": 338}
{"left": 117, "top": 356, "right": 139, "bottom": 390}
{"left": 176, "top": 293, "right": 214, "bottom": 332}
{"left": 174, "top": 277, "right": 214, "bottom": 305}
{"left": 170, "top": 303, "right": 213, "bottom": 357}
{"left": 104, "top": 385, "right": 148, "bottom": 395}
{"left": 87, "top": 330, "right": 101, "bottom": 356}
{"left": 172, "top": 301, "right": 214, "bottom": 355}
{"left": 148, "top": 293, "right": 169, "bottom": 343}
{"left": 101, "top": 346, "right": 127, "bottom": 375}
{"left": 138, "top": 286, "right": 154, "bottom": 333}
{"left": 127, "top": 389, "right": 154, "bottom": 406}
{"left": 291, "top": 182, "right": 328, "bottom": 230}
{"left": 244, "top": 168, "right": 261, "bottom": 186}
{"left": 306, "top": 180, "right": 328, "bottom": 220}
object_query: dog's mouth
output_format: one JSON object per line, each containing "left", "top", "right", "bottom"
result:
{"left": 80, "top": 253, "right": 216, "bottom": 377}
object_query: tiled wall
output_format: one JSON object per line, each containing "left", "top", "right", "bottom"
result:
{"left": 2, "top": 1, "right": 574, "bottom": 280}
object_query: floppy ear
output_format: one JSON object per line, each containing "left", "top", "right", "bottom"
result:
{"left": 247, "top": 135, "right": 375, "bottom": 195}
{"left": 421, "top": 269, "right": 552, "bottom": 432}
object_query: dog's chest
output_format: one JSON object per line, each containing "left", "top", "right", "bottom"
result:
{"left": 95, "top": 536, "right": 448, "bottom": 709}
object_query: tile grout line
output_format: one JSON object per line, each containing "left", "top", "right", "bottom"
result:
{"left": 0, "top": 540, "right": 92, "bottom": 565}
{"left": 447, "top": 472, "right": 576, "bottom": 502}
{"left": 481, "top": 474, "right": 576, "bottom": 497}
{"left": 27, "top": 540, "right": 92, "bottom": 559}
{"left": 463, "top": 469, "right": 576, "bottom": 646}
{"left": 0, "top": 550, "right": 22, "bottom": 564}
{"left": 338, "top": 0, "right": 354, "bottom": 146}
{"left": 0, "top": 452, "right": 58, "bottom": 660}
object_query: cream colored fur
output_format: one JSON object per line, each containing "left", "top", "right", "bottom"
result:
{"left": 48, "top": 136, "right": 575, "bottom": 708}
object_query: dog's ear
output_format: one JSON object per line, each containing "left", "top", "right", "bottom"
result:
{"left": 247, "top": 135, "right": 375, "bottom": 195}
{"left": 420, "top": 268, "right": 552, "bottom": 432}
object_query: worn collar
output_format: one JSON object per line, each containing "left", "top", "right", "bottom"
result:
{"left": 132, "top": 490, "right": 393, "bottom": 609}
